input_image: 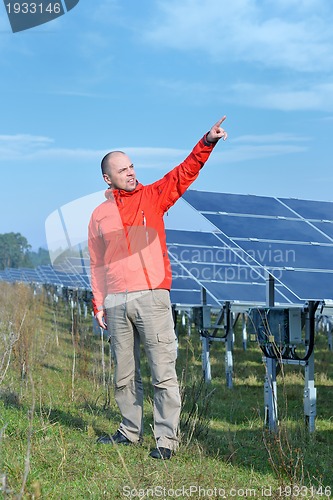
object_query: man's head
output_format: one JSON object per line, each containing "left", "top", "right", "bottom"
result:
{"left": 101, "top": 151, "right": 137, "bottom": 192}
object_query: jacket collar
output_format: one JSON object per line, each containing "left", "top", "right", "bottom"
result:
{"left": 105, "top": 182, "right": 143, "bottom": 200}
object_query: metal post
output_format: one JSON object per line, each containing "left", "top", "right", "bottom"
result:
{"left": 304, "top": 351, "right": 316, "bottom": 432}
{"left": 201, "top": 287, "right": 211, "bottom": 382}
{"left": 202, "top": 336, "right": 211, "bottom": 382}
{"left": 242, "top": 313, "right": 247, "bottom": 351}
{"left": 202, "top": 287, "right": 207, "bottom": 306}
{"left": 264, "top": 270, "right": 278, "bottom": 431}
{"left": 327, "top": 321, "right": 333, "bottom": 351}
{"left": 224, "top": 303, "right": 233, "bottom": 388}
{"left": 264, "top": 357, "right": 278, "bottom": 431}
{"left": 304, "top": 301, "right": 317, "bottom": 432}
{"left": 187, "top": 314, "right": 192, "bottom": 337}
{"left": 266, "top": 270, "right": 275, "bottom": 307}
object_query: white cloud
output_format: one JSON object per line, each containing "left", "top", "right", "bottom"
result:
{"left": 0, "top": 131, "right": 308, "bottom": 166}
{"left": 146, "top": 0, "right": 333, "bottom": 72}
{"left": 0, "top": 134, "right": 54, "bottom": 159}
{"left": 219, "top": 144, "right": 307, "bottom": 163}
{"left": 229, "top": 132, "right": 309, "bottom": 160}
{"left": 154, "top": 75, "right": 333, "bottom": 112}
{"left": 229, "top": 82, "right": 333, "bottom": 111}
{"left": 0, "top": 133, "right": 186, "bottom": 167}
{"left": 231, "top": 133, "right": 308, "bottom": 144}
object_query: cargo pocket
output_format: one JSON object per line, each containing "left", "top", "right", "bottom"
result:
{"left": 152, "top": 290, "right": 176, "bottom": 344}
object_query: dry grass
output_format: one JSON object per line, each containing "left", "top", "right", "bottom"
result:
{"left": 0, "top": 282, "right": 332, "bottom": 498}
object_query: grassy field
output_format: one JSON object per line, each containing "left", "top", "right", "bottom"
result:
{"left": 0, "top": 282, "right": 332, "bottom": 499}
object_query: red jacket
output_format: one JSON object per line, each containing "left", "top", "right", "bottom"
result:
{"left": 88, "top": 134, "right": 217, "bottom": 313}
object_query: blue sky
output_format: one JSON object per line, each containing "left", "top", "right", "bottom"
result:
{"left": 1, "top": 0, "right": 333, "bottom": 250}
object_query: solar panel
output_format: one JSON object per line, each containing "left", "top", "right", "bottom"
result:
{"left": 272, "top": 270, "right": 333, "bottom": 301}
{"left": 38, "top": 265, "right": 63, "bottom": 285}
{"left": 0, "top": 267, "right": 43, "bottom": 284}
{"left": 204, "top": 214, "right": 330, "bottom": 243}
{"left": 239, "top": 240, "right": 333, "bottom": 271}
{"left": 181, "top": 191, "right": 293, "bottom": 217}
{"left": 279, "top": 197, "right": 333, "bottom": 221}
{"left": 166, "top": 229, "right": 298, "bottom": 306}
{"left": 7, "top": 269, "right": 22, "bottom": 279}
{"left": 169, "top": 257, "right": 218, "bottom": 307}
{"left": 311, "top": 221, "right": 333, "bottom": 240}
{"left": 18, "top": 267, "right": 43, "bottom": 283}
{"left": 183, "top": 190, "right": 333, "bottom": 302}
{"left": 0, "top": 264, "right": 90, "bottom": 290}
{"left": 0, "top": 269, "right": 15, "bottom": 282}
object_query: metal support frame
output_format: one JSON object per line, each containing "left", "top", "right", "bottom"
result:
{"left": 261, "top": 272, "right": 318, "bottom": 432}
{"left": 198, "top": 293, "right": 235, "bottom": 387}
{"left": 264, "top": 271, "right": 278, "bottom": 431}
{"left": 242, "top": 313, "right": 247, "bottom": 351}
{"left": 328, "top": 326, "right": 333, "bottom": 351}
{"left": 304, "top": 350, "right": 316, "bottom": 432}
{"left": 303, "top": 300, "right": 317, "bottom": 432}
{"left": 225, "top": 313, "right": 234, "bottom": 388}
{"left": 264, "top": 356, "right": 278, "bottom": 432}
{"left": 202, "top": 336, "right": 212, "bottom": 382}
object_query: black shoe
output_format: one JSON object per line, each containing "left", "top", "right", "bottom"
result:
{"left": 149, "top": 447, "right": 172, "bottom": 460}
{"left": 96, "top": 430, "right": 131, "bottom": 445}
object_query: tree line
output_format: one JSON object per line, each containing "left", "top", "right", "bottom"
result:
{"left": 0, "top": 232, "right": 50, "bottom": 270}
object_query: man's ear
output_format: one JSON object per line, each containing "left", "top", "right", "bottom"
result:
{"left": 103, "top": 173, "right": 112, "bottom": 186}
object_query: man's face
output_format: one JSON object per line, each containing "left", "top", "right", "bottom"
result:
{"left": 103, "top": 152, "right": 137, "bottom": 192}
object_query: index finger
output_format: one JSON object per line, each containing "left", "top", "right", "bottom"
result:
{"left": 215, "top": 115, "right": 227, "bottom": 127}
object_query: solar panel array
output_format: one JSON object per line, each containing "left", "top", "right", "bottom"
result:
{"left": 2, "top": 191, "right": 333, "bottom": 307}
{"left": 182, "top": 191, "right": 333, "bottom": 303}
{"left": 0, "top": 262, "right": 90, "bottom": 289}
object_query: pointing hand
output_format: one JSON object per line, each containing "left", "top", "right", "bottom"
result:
{"left": 207, "top": 116, "right": 228, "bottom": 143}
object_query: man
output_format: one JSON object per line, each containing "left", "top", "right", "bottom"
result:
{"left": 88, "top": 117, "right": 228, "bottom": 459}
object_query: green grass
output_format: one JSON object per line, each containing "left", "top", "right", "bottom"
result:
{"left": 0, "top": 283, "right": 332, "bottom": 499}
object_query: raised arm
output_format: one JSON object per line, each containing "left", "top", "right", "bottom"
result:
{"left": 151, "top": 116, "right": 228, "bottom": 214}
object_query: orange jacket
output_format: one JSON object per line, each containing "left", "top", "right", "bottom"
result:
{"left": 88, "top": 134, "right": 217, "bottom": 313}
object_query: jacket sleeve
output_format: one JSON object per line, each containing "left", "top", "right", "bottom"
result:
{"left": 152, "top": 134, "right": 217, "bottom": 213}
{"left": 88, "top": 214, "right": 107, "bottom": 313}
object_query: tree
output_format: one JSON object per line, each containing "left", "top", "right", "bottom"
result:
{"left": 27, "top": 247, "right": 51, "bottom": 267}
{"left": 0, "top": 232, "right": 31, "bottom": 270}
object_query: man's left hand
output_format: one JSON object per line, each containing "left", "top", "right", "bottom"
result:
{"left": 207, "top": 116, "right": 228, "bottom": 143}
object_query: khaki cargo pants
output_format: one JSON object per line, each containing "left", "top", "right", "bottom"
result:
{"left": 104, "top": 289, "right": 181, "bottom": 451}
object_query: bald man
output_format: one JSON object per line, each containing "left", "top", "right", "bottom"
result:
{"left": 88, "top": 118, "right": 228, "bottom": 459}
